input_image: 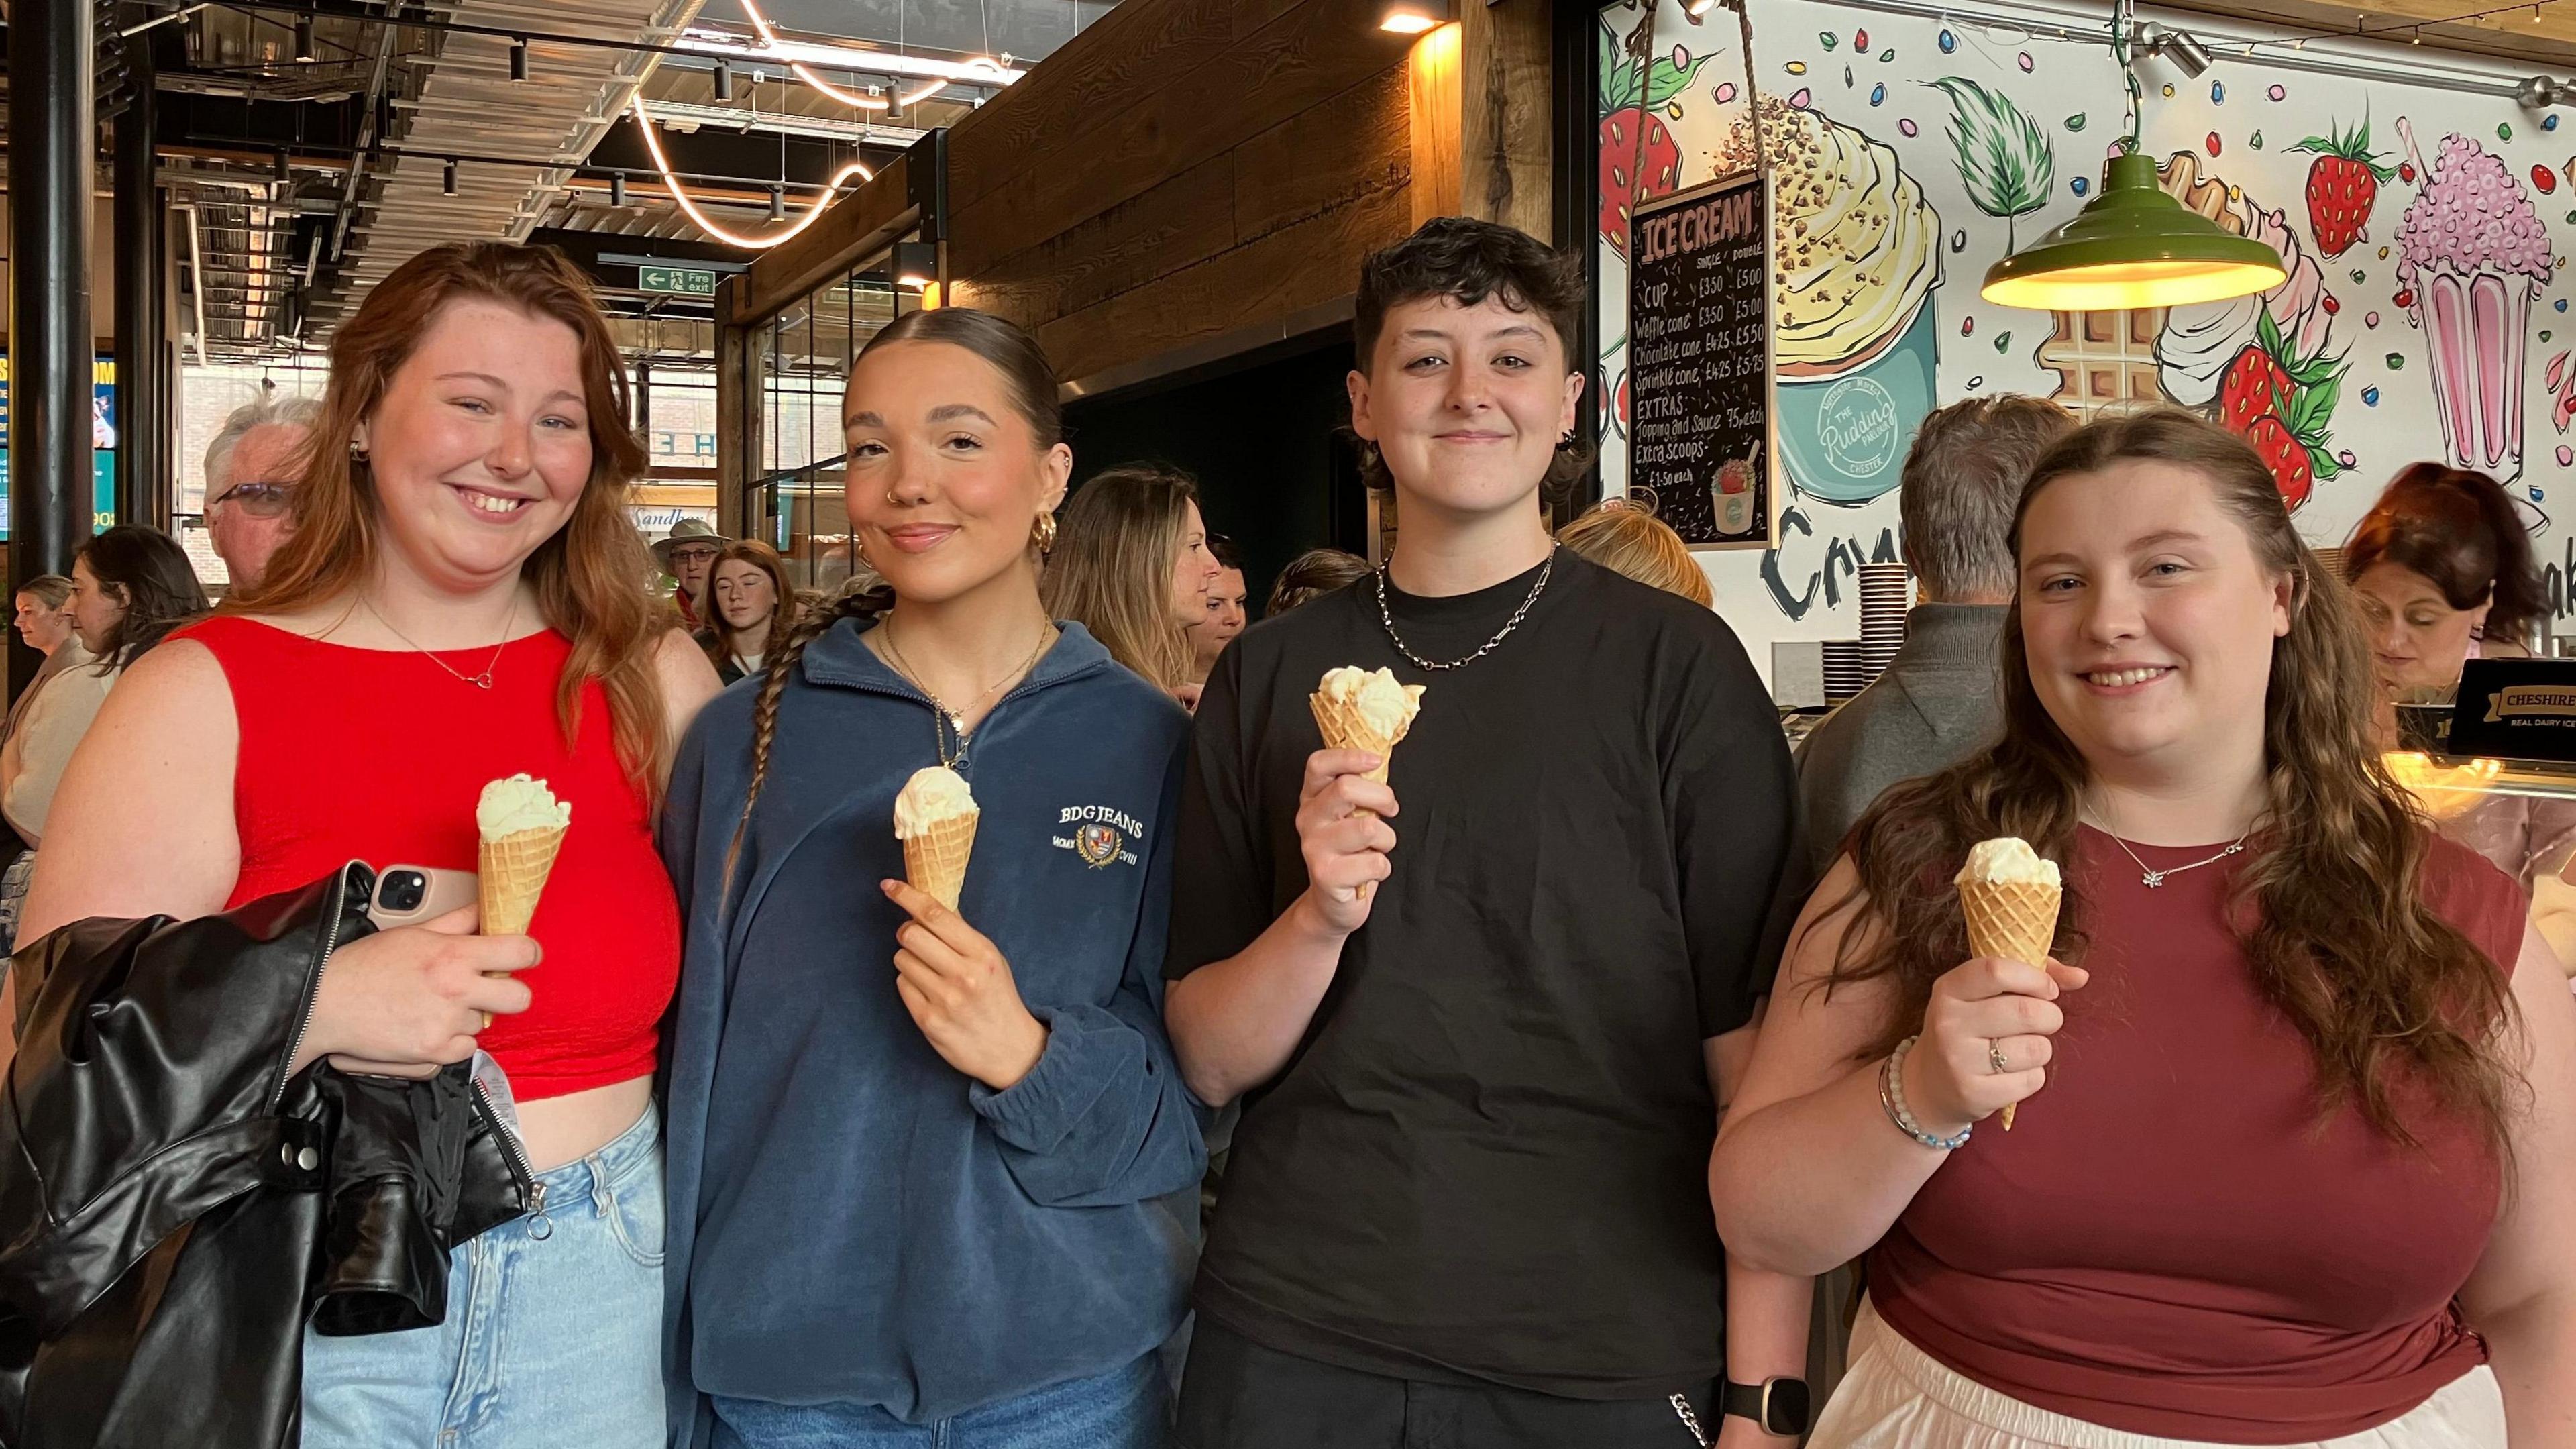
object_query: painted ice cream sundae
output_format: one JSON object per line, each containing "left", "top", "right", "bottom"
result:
{"left": 1713, "top": 445, "right": 1761, "bottom": 537}
{"left": 1720, "top": 97, "right": 1941, "bottom": 506}
{"left": 2394, "top": 133, "right": 2553, "bottom": 482}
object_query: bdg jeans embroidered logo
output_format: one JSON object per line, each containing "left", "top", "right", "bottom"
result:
{"left": 1052, "top": 804, "right": 1144, "bottom": 869}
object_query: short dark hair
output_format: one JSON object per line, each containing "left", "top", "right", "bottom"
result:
{"left": 1352, "top": 217, "right": 1594, "bottom": 504}
{"left": 1354, "top": 217, "right": 1585, "bottom": 372}
{"left": 1208, "top": 534, "right": 1243, "bottom": 572}
{"left": 1898, "top": 396, "right": 2076, "bottom": 601}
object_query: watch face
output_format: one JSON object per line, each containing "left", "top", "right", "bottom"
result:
{"left": 1764, "top": 1379, "right": 1812, "bottom": 1436}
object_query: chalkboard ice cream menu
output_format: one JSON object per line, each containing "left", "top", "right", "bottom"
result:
{"left": 1625, "top": 170, "right": 1779, "bottom": 549}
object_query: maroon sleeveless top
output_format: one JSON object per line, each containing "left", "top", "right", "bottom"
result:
{"left": 180, "top": 616, "right": 678, "bottom": 1100}
{"left": 1871, "top": 826, "right": 2523, "bottom": 1442}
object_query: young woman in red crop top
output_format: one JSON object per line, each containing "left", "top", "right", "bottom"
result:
{"left": 21, "top": 242, "right": 719, "bottom": 1447}
{"left": 1715, "top": 410, "right": 2576, "bottom": 1448}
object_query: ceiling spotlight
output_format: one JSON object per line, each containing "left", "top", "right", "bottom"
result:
{"left": 443, "top": 158, "right": 458, "bottom": 195}
{"left": 510, "top": 38, "right": 529, "bottom": 81}
{"left": 610, "top": 170, "right": 627, "bottom": 206}
{"left": 2520, "top": 74, "right": 2571, "bottom": 109}
{"left": 274, "top": 148, "right": 292, "bottom": 181}
{"left": 769, "top": 184, "right": 786, "bottom": 221}
{"left": 2136, "top": 23, "right": 2214, "bottom": 79}
{"left": 713, "top": 59, "right": 734, "bottom": 101}
{"left": 1379, "top": 1, "right": 1450, "bottom": 34}
{"left": 293, "top": 15, "right": 315, "bottom": 62}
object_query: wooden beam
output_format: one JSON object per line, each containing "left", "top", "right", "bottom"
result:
{"left": 1461, "top": 0, "right": 1554, "bottom": 241}
{"left": 953, "top": 151, "right": 1240, "bottom": 327}
{"left": 737, "top": 152, "right": 916, "bottom": 326}
{"left": 1234, "top": 61, "right": 1411, "bottom": 244}
{"left": 1408, "top": 23, "right": 1462, "bottom": 225}
{"left": 714, "top": 276, "right": 755, "bottom": 543}
{"left": 948, "top": 0, "right": 1414, "bottom": 270}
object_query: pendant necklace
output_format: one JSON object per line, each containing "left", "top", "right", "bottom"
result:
{"left": 2088, "top": 799, "right": 2252, "bottom": 888}
{"left": 879, "top": 619, "right": 1055, "bottom": 768}
{"left": 360, "top": 592, "right": 516, "bottom": 690}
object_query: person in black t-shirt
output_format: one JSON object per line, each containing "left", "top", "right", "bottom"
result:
{"left": 1163, "top": 217, "right": 1817, "bottom": 1449}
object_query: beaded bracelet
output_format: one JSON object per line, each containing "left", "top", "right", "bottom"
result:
{"left": 1879, "top": 1035, "right": 1972, "bottom": 1151}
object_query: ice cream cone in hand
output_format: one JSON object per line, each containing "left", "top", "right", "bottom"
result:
{"left": 478, "top": 774, "right": 572, "bottom": 937}
{"left": 895, "top": 765, "right": 979, "bottom": 913}
{"left": 1954, "top": 837, "right": 2062, "bottom": 1130}
{"left": 1309, "top": 666, "right": 1426, "bottom": 794}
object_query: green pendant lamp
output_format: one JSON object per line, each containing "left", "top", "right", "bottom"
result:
{"left": 1981, "top": 151, "right": 2287, "bottom": 311}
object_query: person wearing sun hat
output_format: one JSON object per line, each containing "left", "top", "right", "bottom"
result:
{"left": 653, "top": 517, "right": 733, "bottom": 631}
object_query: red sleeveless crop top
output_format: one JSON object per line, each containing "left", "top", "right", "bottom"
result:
{"left": 181, "top": 616, "right": 679, "bottom": 1100}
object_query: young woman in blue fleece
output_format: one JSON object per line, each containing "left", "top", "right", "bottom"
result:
{"left": 657, "top": 305, "right": 1207, "bottom": 1449}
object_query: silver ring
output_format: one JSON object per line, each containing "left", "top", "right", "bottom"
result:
{"left": 1988, "top": 1040, "right": 2010, "bottom": 1075}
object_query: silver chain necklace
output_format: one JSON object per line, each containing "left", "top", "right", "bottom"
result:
{"left": 1374, "top": 546, "right": 1556, "bottom": 672}
{"left": 878, "top": 618, "right": 1055, "bottom": 769}
{"left": 360, "top": 592, "right": 515, "bottom": 690}
{"left": 2089, "top": 801, "right": 2252, "bottom": 888}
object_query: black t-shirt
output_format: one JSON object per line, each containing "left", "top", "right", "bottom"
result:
{"left": 1167, "top": 551, "right": 1809, "bottom": 1399}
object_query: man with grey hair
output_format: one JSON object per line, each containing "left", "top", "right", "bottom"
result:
{"left": 1796, "top": 394, "right": 2077, "bottom": 869}
{"left": 203, "top": 394, "right": 321, "bottom": 592}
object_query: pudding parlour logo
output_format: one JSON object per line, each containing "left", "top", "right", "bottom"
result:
{"left": 1816, "top": 377, "right": 1902, "bottom": 479}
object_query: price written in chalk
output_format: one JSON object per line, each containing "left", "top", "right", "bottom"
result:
{"left": 1625, "top": 170, "right": 1776, "bottom": 549}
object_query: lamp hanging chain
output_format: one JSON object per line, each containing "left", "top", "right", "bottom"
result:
{"left": 2115, "top": 0, "right": 2143, "bottom": 156}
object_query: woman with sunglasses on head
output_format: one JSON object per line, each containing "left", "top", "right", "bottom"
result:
{"left": 660, "top": 307, "right": 1203, "bottom": 1449}
{"left": 18, "top": 241, "right": 721, "bottom": 1444}
{"left": 1713, "top": 410, "right": 2576, "bottom": 1448}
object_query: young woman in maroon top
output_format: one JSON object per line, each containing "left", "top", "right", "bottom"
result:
{"left": 18, "top": 242, "right": 720, "bottom": 1444}
{"left": 1715, "top": 409, "right": 2576, "bottom": 1447}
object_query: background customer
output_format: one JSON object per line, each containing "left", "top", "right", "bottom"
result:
{"left": 1556, "top": 498, "right": 1713, "bottom": 606}
{"left": 700, "top": 539, "right": 798, "bottom": 686}
{"left": 1184, "top": 535, "right": 1248, "bottom": 688}
{"left": 1041, "top": 462, "right": 1220, "bottom": 706}
{"left": 657, "top": 518, "right": 730, "bottom": 631}
{"left": 202, "top": 394, "right": 320, "bottom": 592}
{"left": 1263, "top": 547, "right": 1371, "bottom": 617}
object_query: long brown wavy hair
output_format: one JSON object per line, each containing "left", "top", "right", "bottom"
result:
{"left": 1040, "top": 464, "right": 1201, "bottom": 692}
{"left": 227, "top": 241, "right": 669, "bottom": 794}
{"left": 1825, "top": 408, "right": 2518, "bottom": 1154}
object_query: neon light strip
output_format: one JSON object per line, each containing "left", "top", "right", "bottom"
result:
{"left": 729, "top": 0, "right": 1008, "bottom": 111}
{"left": 631, "top": 95, "right": 874, "bottom": 250}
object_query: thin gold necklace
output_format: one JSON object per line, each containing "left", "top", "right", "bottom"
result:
{"left": 2088, "top": 799, "right": 2252, "bottom": 889}
{"left": 878, "top": 617, "right": 1055, "bottom": 768}
{"left": 360, "top": 592, "right": 517, "bottom": 690}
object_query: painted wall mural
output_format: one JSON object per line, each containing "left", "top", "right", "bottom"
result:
{"left": 1595, "top": 0, "right": 2576, "bottom": 682}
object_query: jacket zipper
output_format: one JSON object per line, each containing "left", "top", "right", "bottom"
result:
{"left": 269, "top": 865, "right": 357, "bottom": 1113}
{"left": 469, "top": 1075, "right": 547, "bottom": 1236}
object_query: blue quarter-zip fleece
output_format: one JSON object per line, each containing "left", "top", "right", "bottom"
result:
{"left": 657, "top": 619, "right": 1205, "bottom": 1442}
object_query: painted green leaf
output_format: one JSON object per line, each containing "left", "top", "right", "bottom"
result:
{"left": 2065, "top": 113, "right": 2087, "bottom": 131}
{"left": 1599, "top": 21, "right": 1642, "bottom": 113}
{"left": 1642, "top": 51, "right": 1719, "bottom": 109}
{"left": 1931, "top": 76, "right": 2055, "bottom": 223}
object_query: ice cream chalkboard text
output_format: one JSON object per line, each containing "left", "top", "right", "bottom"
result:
{"left": 1627, "top": 170, "right": 1779, "bottom": 551}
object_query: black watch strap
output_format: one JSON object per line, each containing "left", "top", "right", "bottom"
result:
{"left": 1720, "top": 1376, "right": 1812, "bottom": 1436}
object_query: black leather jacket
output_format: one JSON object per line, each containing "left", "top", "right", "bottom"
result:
{"left": 0, "top": 864, "right": 532, "bottom": 1448}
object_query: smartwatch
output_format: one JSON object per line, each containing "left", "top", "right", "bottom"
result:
{"left": 1721, "top": 1375, "right": 1811, "bottom": 1437}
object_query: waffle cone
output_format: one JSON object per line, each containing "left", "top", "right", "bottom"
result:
{"left": 478, "top": 825, "right": 567, "bottom": 936}
{"left": 902, "top": 809, "right": 979, "bottom": 912}
{"left": 1960, "top": 878, "right": 2061, "bottom": 1131}
{"left": 1309, "top": 694, "right": 1407, "bottom": 788}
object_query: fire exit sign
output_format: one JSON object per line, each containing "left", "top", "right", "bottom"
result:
{"left": 638, "top": 265, "right": 717, "bottom": 297}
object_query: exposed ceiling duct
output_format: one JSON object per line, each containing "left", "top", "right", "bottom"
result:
{"left": 303, "top": 0, "right": 710, "bottom": 332}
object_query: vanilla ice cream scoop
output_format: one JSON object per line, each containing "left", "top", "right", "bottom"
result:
{"left": 1318, "top": 666, "right": 1426, "bottom": 740}
{"left": 1956, "top": 837, "right": 2061, "bottom": 888}
{"left": 477, "top": 773, "right": 571, "bottom": 841}
{"left": 894, "top": 765, "right": 978, "bottom": 839}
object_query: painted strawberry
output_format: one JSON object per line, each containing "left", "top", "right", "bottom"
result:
{"left": 2214, "top": 309, "right": 2348, "bottom": 510}
{"left": 2245, "top": 416, "right": 2317, "bottom": 508}
{"left": 1598, "top": 21, "right": 1716, "bottom": 256}
{"left": 2290, "top": 116, "right": 2396, "bottom": 258}
{"left": 2218, "top": 345, "right": 2292, "bottom": 431}
{"left": 1601, "top": 109, "right": 1683, "bottom": 252}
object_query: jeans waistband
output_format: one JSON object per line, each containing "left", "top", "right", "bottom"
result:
{"left": 531, "top": 1102, "right": 661, "bottom": 1201}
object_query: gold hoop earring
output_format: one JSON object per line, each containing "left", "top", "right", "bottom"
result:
{"left": 1032, "top": 511, "right": 1059, "bottom": 555}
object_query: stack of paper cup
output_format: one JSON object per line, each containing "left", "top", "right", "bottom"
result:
{"left": 1821, "top": 640, "right": 1868, "bottom": 704}
{"left": 1858, "top": 564, "right": 1911, "bottom": 690}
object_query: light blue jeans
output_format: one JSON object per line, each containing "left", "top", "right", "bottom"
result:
{"left": 710, "top": 1355, "right": 1168, "bottom": 1449}
{"left": 301, "top": 1106, "right": 667, "bottom": 1448}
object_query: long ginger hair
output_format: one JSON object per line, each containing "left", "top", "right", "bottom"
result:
{"left": 1826, "top": 409, "right": 2518, "bottom": 1154}
{"left": 227, "top": 241, "right": 669, "bottom": 794}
